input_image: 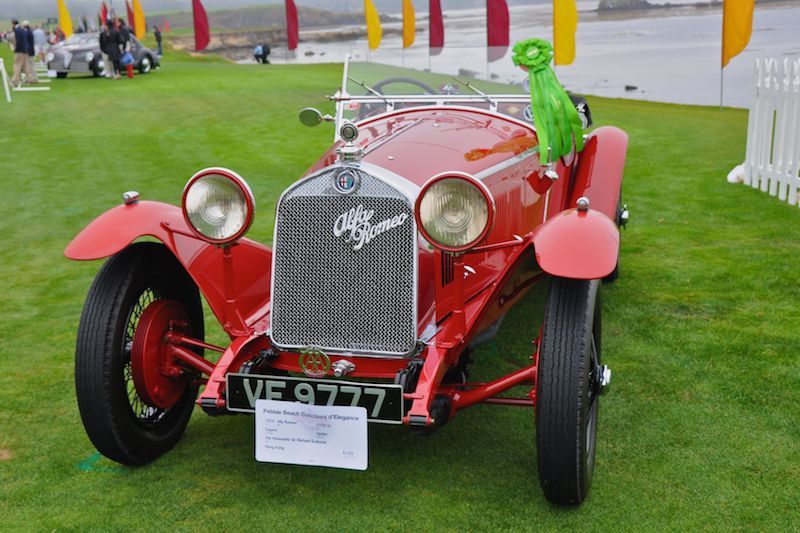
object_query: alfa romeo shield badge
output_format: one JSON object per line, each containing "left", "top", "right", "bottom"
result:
{"left": 333, "top": 170, "right": 359, "bottom": 195}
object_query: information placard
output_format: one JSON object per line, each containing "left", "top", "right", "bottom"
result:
{"left": 255, "top": 400, "right": 368, "bottom": 471}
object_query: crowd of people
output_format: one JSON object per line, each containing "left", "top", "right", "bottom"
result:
{"left": 99, "top": 19, "right": 163, "bottom": 80}
{"left": 254, "top": 42, "right": 271, "bottom": 64}
{"left": 4, "top": 19, "right": 49, "bottom": 88}
{"left": 99, "top": 18, "right": 132, "bottom": 80}
{"left": 3, "top": 17, "right": 165, "bottom": 84}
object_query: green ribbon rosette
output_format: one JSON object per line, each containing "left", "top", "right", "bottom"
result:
{"left": 512, "top": 38, "right": 585, "bottom": 165}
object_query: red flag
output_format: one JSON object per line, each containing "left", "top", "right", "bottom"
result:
{"left": 126, "top": 1, "right": 135, "bottom": 34}
{"left": 285, "top": 0, "right": 298, "bottom": 51}
{"left": 164, "top": 20, "right": 170, "bottom": 32}
{"left": 192, "top": 0, "right": 210, "bottom": 51}
{"left": 100, "top": 1, "right": 108, "bottom": 24}
{"left": 486, "top": 0, "right": 509, "bottom": 62}
{"left": 429, "top": 0, "right": 444, "bottom": 55}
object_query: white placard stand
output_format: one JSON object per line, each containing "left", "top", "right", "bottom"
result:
{"left": 255, "top": 399, "right": 368, "bottom": 471}
{"left": 0, "top": 58, "right": 11, "bottom": 103}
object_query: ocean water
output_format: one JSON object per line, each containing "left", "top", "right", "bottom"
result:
{"left": 264, "top": 2, "right": 799, "bottom": 108}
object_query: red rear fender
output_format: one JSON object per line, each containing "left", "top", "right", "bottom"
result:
{"left": 65, "top": 201, "right": 272, "bottom": 335}
{"left": 533, "top": 208, "right": 619, "bottom": 280}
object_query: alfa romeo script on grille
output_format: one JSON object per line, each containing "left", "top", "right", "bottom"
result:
{"left": 333, "top": 204, "right": 408, "bottom": 251}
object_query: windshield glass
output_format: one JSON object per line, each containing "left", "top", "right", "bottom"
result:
{"left": 339, "top": 57, "right": 531, "bottom": 126}
{"left": 62, "top": 33, "right": 97, "bottom": 47}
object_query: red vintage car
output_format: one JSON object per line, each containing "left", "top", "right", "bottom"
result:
{"left": 66, "top": 58, "right": 628, "bottom": 505}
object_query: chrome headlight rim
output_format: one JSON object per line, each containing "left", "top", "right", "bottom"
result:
{"left": 181, "top": 167, "right": 255, "bottom": 245}
{"left": 46, "top": 52, "right": 55, "bottom": 62}
{"left": 415, "top": 171, "right": 495, "bottom": 253}
{"left": 85, "top": 51, "right": 94, "bottom": 62}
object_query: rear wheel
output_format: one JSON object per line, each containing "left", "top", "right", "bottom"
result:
{"left": 75, "top": 243, "right": 204, "bottom": 465}
{"left": 535, "top": 277, "right": 605, "bottom": 505}
{"left": 56, "top": 72, "right": 67, "bottom": 79}
{"left": 92, "top": 60, "right": 106, "bottom": 78}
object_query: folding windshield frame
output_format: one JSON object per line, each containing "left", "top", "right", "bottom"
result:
{"left": 332, "top": 55, "right": 533, "bottom": 138}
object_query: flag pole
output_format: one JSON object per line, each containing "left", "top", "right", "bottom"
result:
{"left": 719, "top": 1, "right": 725, "bottom": 110}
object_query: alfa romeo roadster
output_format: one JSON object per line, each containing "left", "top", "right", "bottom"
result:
{"left": 66, "top": 52, "right": 628, "bottom": 505}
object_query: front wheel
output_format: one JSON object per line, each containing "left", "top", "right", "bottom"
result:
{"left": 535, "top": 277, "right": 607, "bottom": 505}
{"left": 138, "top": 56, "right": 152, "bottom": 74}
{"left": 75, "top": 243, "right": 204, "bottom": 465}
{"left": 56, "top": 72, "right": 68, "bottom": 79}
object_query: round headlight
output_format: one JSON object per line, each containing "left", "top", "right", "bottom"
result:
{"left": 46, "top": 52, "right": 54, "bottom": 62}
{"left": 85, "top": 52, "right": 94, "bottom": 62}
{"left": 182, "top": 168, "right": 255, "bottom": 245}
{"left": 415, "top": 172, "right": 494, "bottom": 252}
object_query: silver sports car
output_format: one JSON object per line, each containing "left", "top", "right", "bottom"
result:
{"left": 46, "top": 32, "right": 159, "bottom": 79}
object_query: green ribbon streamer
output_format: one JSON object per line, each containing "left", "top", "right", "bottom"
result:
{"left": 512, "top": 38, "right": 585, "bottom": 165}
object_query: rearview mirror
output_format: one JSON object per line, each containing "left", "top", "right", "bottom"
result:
{"left": 299, "top": 107, "right": 325, "bottom": 127}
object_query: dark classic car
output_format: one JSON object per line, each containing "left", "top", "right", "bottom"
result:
{"left": 46, "top": 32, "right": 159, "bottom": 78}
{"left": 65, "top": 55, "right": 628, "bottom": 505}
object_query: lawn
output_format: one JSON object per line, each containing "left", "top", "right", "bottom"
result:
{"left": 1, "top": 46, "right": 799, "bottom": 531}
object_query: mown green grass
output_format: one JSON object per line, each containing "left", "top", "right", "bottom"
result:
{"left": 1, "top": 46, "right": 799, "bottom": 531}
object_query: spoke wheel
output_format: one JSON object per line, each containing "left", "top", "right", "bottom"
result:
{"left": 75, "top": 243, "right": 204, "bottom": 465}
{"left": 535, "top": 277, "right": 603, "bottom": 506}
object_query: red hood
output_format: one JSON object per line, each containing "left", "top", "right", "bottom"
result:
{"left": 306, "top": 107, "right": 538, "bottom": 187}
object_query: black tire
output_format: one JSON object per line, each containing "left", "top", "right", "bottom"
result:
{"left": 91, "top": 60, "right": 105, "bottom": 78}
{"left": 56, "top": 72, "right": 68, "bottom": 79}
{"left": 603, "top": 196, "right": 624, "bottom": 283}
{"left": 536, "top": 277, "right": 602, "bottom": 506}
{"left": 138, "top": 55, "right": 153, "bottom": 74}
{"left": 75, "top": 242, "right": 204, "bottom": 465}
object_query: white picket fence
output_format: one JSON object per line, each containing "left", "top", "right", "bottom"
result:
{"left": 743, "top": 57, "right": 800, "bottom": 205}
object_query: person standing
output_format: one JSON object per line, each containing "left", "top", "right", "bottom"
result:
{"left": 117, "top": 19, "right": 131, "bottom": 52}
{"left": 99, "top": 21, "right": 111, "bottom": 78}
{"left": 23, "top": 22, "right": 38, "bottom": 83}
{"left": 153, "top": 25, "right": 162, "bottom": 56}
{"left": 10, "top": 20, "right": 27, "bottom": 87}
{"left": 262, "top": 42, "right": 271, "bottom": 64}
{"left": 33, "top": 25, "right": 47, "bottom": 65}
{"left": 99, "top": 21, "right": 122, "bottom": 80}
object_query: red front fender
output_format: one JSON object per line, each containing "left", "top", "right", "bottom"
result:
{"left": 533, "top": 208, "right": 619, "bottom": 280}
{"left": 65, "top": 200, "right": 272, "bottom": 335}
{"left": 568, "top": 126, "right": 628, "bottom": 219}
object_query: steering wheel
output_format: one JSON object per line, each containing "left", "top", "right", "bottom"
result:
{"left": 358, "top": 77, "right": 438, "bottom": 120}
{"left": 371, "top": 77, "right": 437, "bottom": 95}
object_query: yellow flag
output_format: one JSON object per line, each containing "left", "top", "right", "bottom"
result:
{"left": 364, "top": 0, "right": 382, "bottom": 50}
{"left": 402, "top": 0, "right": 415, "bottom": 48}
{"left": 57, "top": 0, "right": 73, "bottom": 38}
{"left": 553, "top": 0, "right": 577, "bottom": 66}
{"left": 133, "top": 0, "right": 146, "bottom": 40}
{"left": 722, "top": 0, "right": 754, "bottom": 67}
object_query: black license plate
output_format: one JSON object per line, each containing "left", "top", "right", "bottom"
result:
{"left": 226, "top": 373, "right": 404, "bottom": 424}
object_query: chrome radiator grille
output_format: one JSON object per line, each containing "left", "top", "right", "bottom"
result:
{"left": 270, "top": 167, "right": 417, "bottom": 356}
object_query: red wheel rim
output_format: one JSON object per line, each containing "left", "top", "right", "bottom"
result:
{"left": 131, "top": 299, "right": 192, "bottom": 409}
